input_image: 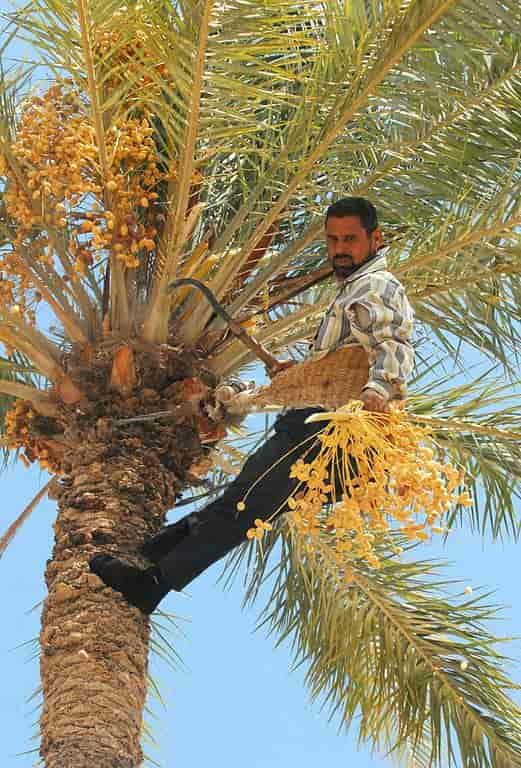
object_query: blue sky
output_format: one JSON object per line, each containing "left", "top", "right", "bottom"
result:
{"left": 0, "top": 3, "right": 520, "bottom": 765}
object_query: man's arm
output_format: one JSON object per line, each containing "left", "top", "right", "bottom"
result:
{"left": 348, "top": 276, "right": 414, "bottom": 408}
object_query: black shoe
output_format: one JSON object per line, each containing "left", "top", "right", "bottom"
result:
{"left": 140, "top": 517, "right": 192, "bottom": 563}
{"left": 89, "top": 554, "right": 169, "bottom": 615}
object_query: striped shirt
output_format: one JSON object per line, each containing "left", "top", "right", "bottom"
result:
{"left": 311, "top": 253, "right": 414, "bottom": 401}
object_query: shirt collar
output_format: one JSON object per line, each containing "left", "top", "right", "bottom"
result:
{"left": 341, "top": 251, "right": 387, "bottom": 284}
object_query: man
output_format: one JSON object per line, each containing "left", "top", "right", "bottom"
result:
{"left": 90, "top": 197, "right": 414, "bottom": 614}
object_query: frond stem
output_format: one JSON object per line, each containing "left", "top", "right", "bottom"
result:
{"left": 0, "top": 480, "right": 53, "bottom": 560}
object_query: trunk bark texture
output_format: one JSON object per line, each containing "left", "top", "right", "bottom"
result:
{"left": 7, "top": 342, "right": 221, "bottom": 766}
{"left": 39, "top": 428, "right": 192, "bottom": 767}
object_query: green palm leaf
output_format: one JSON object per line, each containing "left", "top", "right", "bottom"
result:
{"left": 408, "top": 374, "right": 521, "bottom": 540}
{"left": 225, "top": 525, "right": 521, "bottom": 768}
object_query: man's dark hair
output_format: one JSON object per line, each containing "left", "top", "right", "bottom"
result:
{"left": 325, "top": 197, "right": 378, "bottom": 234}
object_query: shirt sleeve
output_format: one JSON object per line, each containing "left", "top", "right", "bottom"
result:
{"left": 348, "top": 276, "right": 414, "bottom": 401}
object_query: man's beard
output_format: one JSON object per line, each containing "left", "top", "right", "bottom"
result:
{"left": 333, "top": 248, "right": 377, "bottom": 278}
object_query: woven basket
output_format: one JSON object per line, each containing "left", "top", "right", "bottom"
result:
{"left": 251, "top": 345, "right": 369, "bottom": 410}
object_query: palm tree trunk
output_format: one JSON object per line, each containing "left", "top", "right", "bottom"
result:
{"left": 38, "top": 433, "right": 182, "bottom": 768}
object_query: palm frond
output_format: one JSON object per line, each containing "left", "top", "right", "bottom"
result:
{"left": 408, "top": 375, "right": 521, "bottom": 540}
{"left": 224, "top": 41, "right": 521, "bottom": 326}
{"left": 225, "top": 525, "right": 521, "bottom": 768}
{"left": 180, "top": 0, "right": 463, "bottom": 342}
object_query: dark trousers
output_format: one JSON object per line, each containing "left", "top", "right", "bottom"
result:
{"left": 158, "top": 408, "right": 332, "bottom": 591}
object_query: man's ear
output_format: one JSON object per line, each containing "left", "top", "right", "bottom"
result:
{"left": 372, "top": 227, "right": 383, "bottom": 251}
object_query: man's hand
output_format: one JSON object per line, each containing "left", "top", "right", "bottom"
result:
{"left": 267, "top": 359, "right": 297, "bottom": 379}
{"left": 361, "top": 388, "right": 388, "bottom": 413}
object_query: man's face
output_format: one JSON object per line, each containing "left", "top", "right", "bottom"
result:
{"left": 325, "top": 215, "right": 382, "bottom": 280}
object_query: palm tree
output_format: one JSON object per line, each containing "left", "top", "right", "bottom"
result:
{"left": 0, "top": 0, "right": 521, "bottom": 766}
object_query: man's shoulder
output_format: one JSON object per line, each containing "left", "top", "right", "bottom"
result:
{"left": 347, "top": 268, "right": 405, "bottom": 293}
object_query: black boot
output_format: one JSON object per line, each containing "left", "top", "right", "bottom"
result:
{"left": 89, "top": 554, "right": 170, "bottom": 615}
{"left": 140, "top": 517, "right": 192, "bottom": 563}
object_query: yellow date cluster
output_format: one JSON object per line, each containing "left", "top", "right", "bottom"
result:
{"left": 4, "top": 400, "right": 60, "bottom": 473}
{"left": 95, "top": 22, "right": 173, "bottom": 97}
{"left": 0, "top": 82, "right": 167, "bottom": 286}
{"left": 287, "top": 404, "right": 471, "bottom": 572}
{"left": 3, "top": 84, "right": 99, "bottom": 241}
{"left": 238, "top": 403, "right": 471, "bottom": 573}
